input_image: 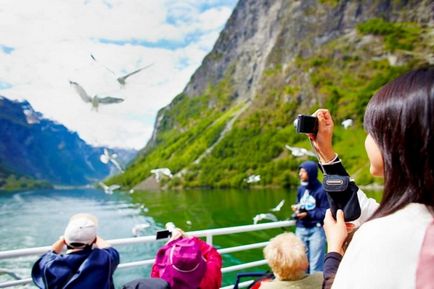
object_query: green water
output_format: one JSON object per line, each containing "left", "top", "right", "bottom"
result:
{"left": 129, "top": 188, "right": 301, "bottom": 285}
{"left": 0, "top": 187, "right": 383, "bottom": 288}
{"left": 0, "top": 188, "right": 298, "bottom": 288}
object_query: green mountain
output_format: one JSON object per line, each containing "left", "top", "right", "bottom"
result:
{"left": 110, "top": 0, "right": 434, "bottom": 190}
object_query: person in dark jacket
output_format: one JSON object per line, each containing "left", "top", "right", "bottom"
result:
{"left": 121, "top": 278, "right": 170, "bottom": 289}
{"left": 291, "top": 160, "right": 329, "bottom": 273}
{"left": 32, "top": 213, "right": 120, "bottom": 289}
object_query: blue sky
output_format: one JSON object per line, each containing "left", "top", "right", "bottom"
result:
{"left": 0, "top": 0, "right": 238, "bottom": 149}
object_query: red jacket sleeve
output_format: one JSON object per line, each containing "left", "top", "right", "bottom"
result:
{"left": 194, "top": 237, "right": 222, "bottom": 289}
{"left": 151, "top": 262, "right": 160, "bottom": 278}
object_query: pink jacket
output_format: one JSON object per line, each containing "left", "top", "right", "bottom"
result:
{"left": 151, "top": 237, "right": 222, "bottom": 289}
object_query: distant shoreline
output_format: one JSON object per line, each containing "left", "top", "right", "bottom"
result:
{"left": 53, "top": 184, "right": 95, "bottom": 190}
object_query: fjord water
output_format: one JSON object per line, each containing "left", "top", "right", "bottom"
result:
{"left": 0, "top": 188, "right": 296, "bottom": 287}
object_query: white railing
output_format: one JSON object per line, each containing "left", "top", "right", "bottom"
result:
{"left": 0, "top": 220, "right": 294, "bottom": 289}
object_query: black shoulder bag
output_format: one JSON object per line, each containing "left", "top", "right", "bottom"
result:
{"left": 323, "top": 175, "right": 361, "bottom": 221}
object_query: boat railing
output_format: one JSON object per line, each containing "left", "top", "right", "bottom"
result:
{"left": 0, "top": 220, "right": 295, "bottom": 289}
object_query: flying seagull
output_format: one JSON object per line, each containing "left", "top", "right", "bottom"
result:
{"left": 99, "top": 182, "right": 121, "bottom": 195}
{"left": 285, "top": 145, "right": 316, "bottom": 157}
{"left": 90, "top": 54, "right": 153, "bottom": 86}
{"left": 270, "top": 200, "right": 285, "bottom": 212}
{"left": 253, "top": 213, "right": 278, "bottom": 225}
{"left": 69, "top": 81, "right": 124, "bottom": 111}
{"left": 245, "top": 174, "right": 261, "bottom": 183}
{"left": 132, "top": 223, "right": 150, "bottom": 237}
{"left": 0, "top": 268, "right": 21, "bottom": 280}
{"left": 150, "top": 168, "right": 173, "bottom": 182}
{"left": 100, "top": 148, "right": 124, "bottom": 173}
{"left": 341, "top": 118, "right": 353, "bottom": 129}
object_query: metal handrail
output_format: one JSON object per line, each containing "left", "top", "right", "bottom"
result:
{"left": 0, "top": 220, "right": 294, "bottom": 288}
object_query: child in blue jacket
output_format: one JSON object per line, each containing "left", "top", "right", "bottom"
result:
{"left": 32, "top": 213, "right": 119, "bottom": 289}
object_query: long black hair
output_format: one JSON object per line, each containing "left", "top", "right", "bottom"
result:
{"left": 364, "top": 67, "right": 434, "bottom": 219}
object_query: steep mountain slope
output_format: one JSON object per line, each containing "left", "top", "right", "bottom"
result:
{"left": 112, "top": 0, "right": 434, "bottom": 189}
{"left": 0, "top": 96, "right": 136, "bottom": 187}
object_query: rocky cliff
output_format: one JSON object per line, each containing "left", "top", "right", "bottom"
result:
{"left": 113, "top": 0, "right": 433, "bottom": 189}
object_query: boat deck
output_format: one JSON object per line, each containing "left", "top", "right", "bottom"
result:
{"left": 0, "top": 220, "right": 295, "bottom": 289}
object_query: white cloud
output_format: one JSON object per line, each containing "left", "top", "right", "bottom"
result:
{"left": 197, "top": 6, "right": 233, "bottom": 31}
{"left": 0, "top": 0, "right": 237, "bottom": 149}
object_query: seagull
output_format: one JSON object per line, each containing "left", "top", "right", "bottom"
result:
{"left": 0, "top": 268, "right": 21, "bottom": 280}
{"left": 150, "top": 168, "right": 173, "bottom": 182}
{"left": 90, "top": 54, "right": 153, "bottom": 86}
{"left": 245, "top": 174, "right": 261, "bottom": 183}
{"left": 341, "top": 118, "right": 353, "bottom": 129}
{"left": 285, "top": 145, "right": 316, "bottom": 157}
{"left": 99, "top": 182, "right": 121, "bottom": 195}
{"left": 100, "top": 148, "right": 124, "bottom": 173}
{"left": 131, "top": 223, "right": 150, "bottom": 237}
{"left": 69, "top": 81, "right": 124, "bottom": 111}
{"left": 271, "top": 200, "right": 285, "bottom": 212}
{"left": 253, "top": 213, "right": 278, "bottom": 225}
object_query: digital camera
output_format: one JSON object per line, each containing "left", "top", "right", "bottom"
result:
{"left": 156, "top": 230, "right": 172, "bottom": 240}
{"left": 291, "top": 203, "right": 308, "bottom": 219}
{"left": 295, "top": 114, "right": 318, "bottom": 134}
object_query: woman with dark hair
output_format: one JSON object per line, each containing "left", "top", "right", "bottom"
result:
{"left": 309, "top": 67, "right": 434, "bottom": 289}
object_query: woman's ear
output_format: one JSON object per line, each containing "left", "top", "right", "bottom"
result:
{"left": 365, "top": 134, "right": 384, "bottom": 177}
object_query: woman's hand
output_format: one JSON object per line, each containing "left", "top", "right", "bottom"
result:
{"left": 168, "top": 228, "right": 185, "bottom": 242}
{"left": 309, "top": 109, "right": 336, "bottom": 163}
{"left": 323, "top": 209, "right": 348, "bottom": 255}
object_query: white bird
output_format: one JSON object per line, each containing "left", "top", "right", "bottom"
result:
{"left": 100, "top": 148, "right": 124, "bottom": 173}
{"left": 69, "top": 81, "right": 124, "bottom": 111}
{"left": 90, "top": 54, "right": 153, "bottom": 86}
{"left": 245, "top": 174, "right": 261, "bottom": 183}
{"left": 253, "top": 213, "right": 278, "bottom": 225}
{"left": 271, "top": 200, "right": 285, "bottom": 212}
{"left": 99, "top": 182, "right": 121, "bottom": 195}
{"left": 131, "top": 223, "right": 150, "bottom": 237}
{"left": 150, "top": 168, "right": 173, "bottom": 182}
{"left": 0, "top": 268, "right": 21, "bottom": 280}
{"left": 285, "top": 145, "right": 316, "bottom": 157}
{"left": 341, "top": 118, "right": 353, "bottom": 129}
{"left": 186, "top": 220, "right": 192, "bottom": 226}
{"left": 129, "top": 189, "right": 135, "bottom": 194}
